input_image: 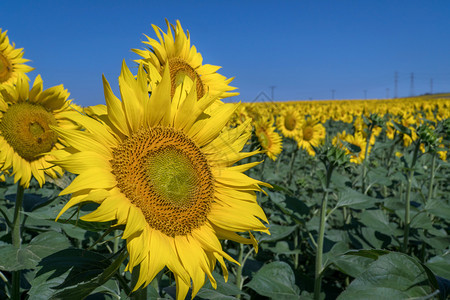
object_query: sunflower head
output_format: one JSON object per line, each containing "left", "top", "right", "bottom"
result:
{"left": 0, "top": 29, "right": 33, "bottom": 86}
{"left": 333, "top": 131, "right": 367, "bottom": 164}
{"left": 276, "top": 107, "right": 301, "bottom": 140}
{"left": 0, "top": 75, "right": 73, "bottom": 187}
{"left": 53, "top": 61, "right": 269, "bottom": 300}
{"left": 297, "top": 117, "right": 326, "bottom": 156}
{"left": 254, "top": 117, "right": 283, "bottom": 160}
{"left": 133, "top": 20, "right": 238, "bottom": 100}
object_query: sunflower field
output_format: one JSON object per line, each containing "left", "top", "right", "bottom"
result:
{"left": 0, "top": 21, "right": 449, "bottom": 300}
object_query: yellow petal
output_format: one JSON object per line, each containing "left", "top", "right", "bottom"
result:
{"left": 118, "top": 60, "right": 143, "bottom": 132}
{"left": 103, "top": 74, "right": 129, "bottom": 136}
{"left": 60, "top": 167, "right": 116, "bottom": 196}
{"left": 146, "top": 64, "right": 171, "bottom": 127}
{"left": 51, "top": 151, "right": 111, "bottom": 174}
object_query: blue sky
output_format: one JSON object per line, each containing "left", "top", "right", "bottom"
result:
{"left": 1, "top": 1, "right": 449, "bottom": 107}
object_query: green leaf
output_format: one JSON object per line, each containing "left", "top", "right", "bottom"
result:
{"left": 338, "top": 252, "right": 437, "bottom": 299}
{"left": 392, "top": 121, "right": 412, "bottom": 136}
{"left": 0, "top": 231, "right": 70, "bottom": 271}
{"left": 426, "top": 254, "right": 450, "bottom": 279}
{"left": 332, "top": 254, "right": 375, "bottom": 278}
{"left": 335, "top": 187, "right": 380, "bottom": 209}
{"left": 197, "top": 271, "right": 245, "bottom": 299}
{"left": 245, "top": 261, "right": 300, "bottom": 299}
{"left": 26, "top": 267, "right": 70, "bottom": 300}
{"left": 383, "top": 197, "right": 404, "bottom": 211}
{"left": 358, "top": 210, "right": 399, "bottom": 236}
{"left": 58, "top": 219, "right": 113, "bottom": 232}
{"left": 366, "top": 167, "right": 392, "bottom": 187}
{"left": 259, "top": 224, "right": 298, "bottom": 243}
{"left": 344, "top": 249, "right": 389, "bottom": 260}
{"left": 50, "top": 250, "right": 128, "bottom": 299}
{"left": 267, "top": 191, "right": 309, "bottom": 224}
{"left": 265, "top": 241, "right": 302, "bottom": 255}
{"left": 410, "top": 212, "right": 434, "bottom": 230}
{"left": 424, "top": 198, "right": 450, "bottom": 220}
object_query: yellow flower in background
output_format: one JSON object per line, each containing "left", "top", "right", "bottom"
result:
{"left": 53, "top": 62, "right": 269, "bottom": 300}
{"left": 276, "top": 106, "right": 301, "bottom": 139}
{"left": 386, "top": 120, "right": 396, "bottom": 140}
{"left": 401, "top": 114, "right": 418, "bottom": 147}
{"left": 254, "top": 117, "right": 282, "bottom": 160}
{"left": 437, "top": 145, "right": 447, "bottom": 161}
{"left": 333, "top": 131, "right": 368, "bottom": 164}
{"left": 0, "top": 29, "right": 33, "bottom": 86}
{"left": 346, "top": 132, "right": 369, "bottom": 164}
{"left": 228, "top": 104, "right": 251, "bottom": 127}
{"left": 297, "top": 117, "right": 326, "bottom": 156}
{"left": 0, "top": 76, "right": 74, "bottom": 187}
{"left": 133, "top": 20, "right": 238, "bottom": 100}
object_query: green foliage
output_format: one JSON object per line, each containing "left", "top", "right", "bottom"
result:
{"left": 0, "top": 232, "right": 70, "bottom": 272}
{"left": 0, "top": 115, "right": 448, "bottom": 299}
{"left": 246, "top": 262, "right": 300, "bottom": 299}
{"left": 338, "top": 251, "right": 439, "bottom": 299}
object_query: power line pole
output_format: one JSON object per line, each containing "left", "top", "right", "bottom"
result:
{"left": 430, "top": 78, "right": 433, "bottom": 94}
{"left": 270, "top": 86, "right": 276, "bottom": 101}
{"left": 394, "top": 71, "right": 398, "bottom": 98}
{"left": 410, "top": 72, "right": 414, "bottom": 96}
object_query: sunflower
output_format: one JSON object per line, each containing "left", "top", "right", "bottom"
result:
{"left": 52, "top": 62, "right": 269, "bottom": 300}
{"left": 297, "top": 117, "right": 326, "bottom": 156}
{"left": 133, "top": 20, "right": 238, "bottom": 100}
{"left": 0, "top": 29, "right": 33, "bottom": 86}
{"left": 254, "top": 117, "right": 282, "bottom": 161}
{"left": 276, "top": 106, "right": 301, "bottom": 139}
{"left": 399, "top": 114, "right": 418, "bottom": 147}
{"left": 0, "top": 75, "right": 74, "bottom": 187}
{"left": 333, "top": 131, "right": 368, "bottom": 164}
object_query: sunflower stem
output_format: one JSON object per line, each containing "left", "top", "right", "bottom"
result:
{"left": 275, "top": 150, "right": 283, "bottom": 174}
{"left": 235, "top": 243, "right": 245, "bottom": 299}
{"left": 293, "top": 226, "right": 300, "bottom": 269}
{"left": 287, "top": 146, "right": 298, "bottom": 185}
{"left": 115, "top": 272, "right": 131, "bottom": 295}
{"left": 425, "top": 152, "right": 436, "bottom": 204}
{"left": 11, "top": 183, "right": 24, "bottom": 300}
{"left": 314, "top": 163, "right": 333, "bottom": 300}
{"left": 113, "top": 230, "right": 120, "bottom": 253}
{"left": 361, "top": 123, "right": 374, "bottom": 194}
{"left": 402, "top": 141, "right": 420, "bottom": 253}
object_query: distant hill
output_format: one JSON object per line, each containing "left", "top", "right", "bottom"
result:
{"left": 411, "top": 92, "right": 450, "bottom": 99}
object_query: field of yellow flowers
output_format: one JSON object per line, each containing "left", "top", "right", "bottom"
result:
{"left": 0, "top": 20, "right": 449, "bottom": 300}
{"left": 229, "top": 95, "right": 450, "bottom": 299}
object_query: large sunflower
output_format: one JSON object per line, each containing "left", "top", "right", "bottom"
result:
{"left": 53, "top": 62, "right": 269, "bottom": 300}
{"left": 0, "top": 76, "right": 74, "bottom": 187}
{"left": 0, "top": 29, "right": 33, "bottom": 86}
{"left": 133, "top": 20, "right": 238, "bottom": 100}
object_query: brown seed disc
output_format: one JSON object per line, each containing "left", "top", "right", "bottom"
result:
{"left": 168, "top": 57, "right": 205, "bottom": 99}
{"left": 284, "top": 114, "right": 297, "bottom": 131}
{"left": 303, "top": 127, "right": 314, "bottom": 141}
{"left": 0, "top": 52, "right": 12, "bottom": 83}
{"left": 257, "top": 130, "right": 271, "bottom": 150}
{"left": 0, "top": 102, "right": 58, "bottom": 161}
{"left": 110, "top": 127, "right": 214, "bottom": 237}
